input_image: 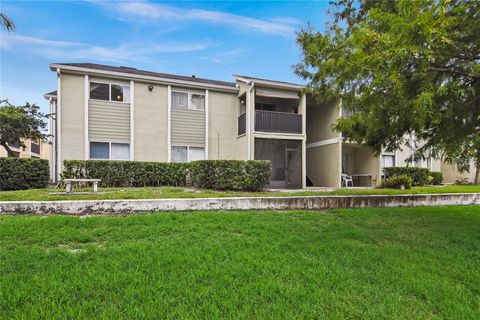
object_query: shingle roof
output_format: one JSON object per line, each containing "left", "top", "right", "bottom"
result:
{"left": 51, "top": 63, "right": 236, "bottom": 88}
{"left": 234, "top": 74, "right": 305, "bottom": 88}
{"left": 43, "top": 90, "right": 57, "bottom": 98}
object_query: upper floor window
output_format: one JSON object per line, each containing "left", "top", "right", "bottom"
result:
{"left": 382, "top": 155, "right": 395, "bottom": 168}
{"left": 172, "top": 91, "right": 205, "bottom": 110}
{"left": 90, "top": 82, "right": 130, "bottom": 103}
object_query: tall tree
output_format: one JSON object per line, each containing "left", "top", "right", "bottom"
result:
{"left": 0, "top": 13, "right": 15, "bottom": 32}
{"left": 0, "top": 100, "right": 48, "bottom": 157}
{"left": 295, "top": 0, "right": 480, "bottom": 182}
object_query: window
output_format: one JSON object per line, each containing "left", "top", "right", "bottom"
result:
{"left": 171, "top": 146, "right": 205, "bottom": 162}
{"left": 172, "top": 91, "right": 205, "bottom": 110}
{"left": 90, "top": 142, "right": 130, "bottom": 160}
{"left": 90, "top": 82, "right": 130, "bottom": 103}
{"left": 90, "top": 142, "right": 109, "bottom": 159}
{"left": 111, "top": 143, "right": 130, "bottom": 160}
{"left": 172, "top": 92, "right": 188, "bottom": 108}
{"left": 90, "top": 83, "right": 109, "bottom": 101}
{"left": 382, "top": 155, "right": 395, "bottom": 168}
{"left": 171, "top": 146, "right": 188, "bottom": 162}
{"left": 111, "top": 84, "right": 130, "bottom": 102}
{"left": 189, "top": 147, "right": 205, "bottom": 161}
{"left": 191, "top": 94, "right": 205, "bottom": 110}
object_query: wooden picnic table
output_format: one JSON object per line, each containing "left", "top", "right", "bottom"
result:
{"left": 64, "top": 179, "right": 101, "bottom": 193}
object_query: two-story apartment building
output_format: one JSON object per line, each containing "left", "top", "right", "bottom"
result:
{"left": 46, "top": 63, "right": 474, "bottom": 188}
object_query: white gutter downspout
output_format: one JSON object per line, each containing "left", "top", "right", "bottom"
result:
{"left": 56, "top": 68, "right": 62, "bottom": 182}
{"left": 246, "top": 82, "right": 255, "bottom": 160}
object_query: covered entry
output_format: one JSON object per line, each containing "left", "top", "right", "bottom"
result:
{"left": 255, "top": 138, "right": 302, "bottom": 189}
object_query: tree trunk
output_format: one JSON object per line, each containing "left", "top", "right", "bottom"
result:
{"left": 475, "top": 163, "right": 480, "bottom": 185}
{"left": 0, "top": 141, "right": 16, "bottom": 157}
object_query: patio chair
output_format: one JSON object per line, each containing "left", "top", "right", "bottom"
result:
{"left": 341, "top": 174, "right": 354, "bottom": 187}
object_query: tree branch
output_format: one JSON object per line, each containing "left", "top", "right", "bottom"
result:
{"left": 0, "top": 141, "right": 16, "bottom": 157}
{"left": 427, "top": 67, "right": 480, "bottom": 79}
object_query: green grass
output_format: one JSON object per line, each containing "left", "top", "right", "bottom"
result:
{"left": 1, "top": 206, "right": 479, "bottom": 319}
{"left": 1, "top": 184, "right": 480, "bottom": 201}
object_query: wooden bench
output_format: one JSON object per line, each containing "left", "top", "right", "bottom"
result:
{"left": 64, "top": 179, "right": 101, "bottom": 193}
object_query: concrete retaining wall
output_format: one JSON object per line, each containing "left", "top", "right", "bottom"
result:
{"left": 0, "top": 193, "right": 479, "bottom": 215}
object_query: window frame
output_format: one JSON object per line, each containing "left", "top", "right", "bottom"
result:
{"left": 89, "top": 81, "right": 130, "bottom": 104}
{"left": 89, "top": 141, "right": 131, "bottom": 160}
{"left": 381, "top": 155, "right": 396, "bottom": 168}
{"left": 171, "top": 145, "right": 205, "bottom": 162}
{"left": 171, "top": 90, "right": 206, "bottom": 111}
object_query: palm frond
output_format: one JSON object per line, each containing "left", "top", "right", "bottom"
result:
{"left": 0, "top": 13, "right": 16, "bottom": 32}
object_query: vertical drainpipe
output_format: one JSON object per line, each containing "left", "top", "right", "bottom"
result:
{"left": 301, "top": 92, "right": 307, "bottom": 188}
{"left": 84, "top": 75, "right": 89, "bottom": 160}
{"left": 56, "top": 68, "right": 62, "bottom": 182}
{"left": 247, "top": 83, "right": 255, "bottom": 160}
{"left": 167, "top": 85, "right": 172, "bottom": 162}
{"left": 338, "top": 98, "right": 343, "bottom": 188}
{"left": 130, "top": 80, "right": 135, "bottom": 160}
{"left": 205, "top": 89, "right": 209, "bottom": 160}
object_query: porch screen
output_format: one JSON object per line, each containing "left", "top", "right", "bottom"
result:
{"left": 254, "top": 138, "right": 302, "bottom": 189}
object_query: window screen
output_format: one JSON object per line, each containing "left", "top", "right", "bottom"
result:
{"left": 90, "top": 142, "right": 109, "bottom": 159}
{"left": 111, "top": 85, "right": 130, "bottom": 102}
{"left": 111, "top": 143, "right": 130, "bottom": 160}
{"left": 171, "top": 146, "right": 188, "bottom": 162}
{"left": 90, "top": 83, "right": 109, "bottom": 100}
{"left": 172, "top": 92, "right": 188, "bottom": 108}
{"left": 382, "top": 155, "right": 395, "bottom": 168}
{"left": 191, "top": 94, "right": 205, "bottom": 110}
{"left": 189, "top": 147, "right": 205, "bottom": 161}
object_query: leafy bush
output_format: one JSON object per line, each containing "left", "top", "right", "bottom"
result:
{"left": 62, "top": 160, "right": 271, "bottom": 191}
{"left": 62, "top": 160, "right": 189, "bottom": 187}
{"left": 0, "top": 158, "right": 49, "bottom": 190}
{"left": 455, "top": 178, "right": 471, "bottom": 185}
{"left": 381, "top": 174, "right": 412, "bottom": 189}
{"left": 383, "top": 167, "right": 430, "bottom": 186}
{"left": 189, "top": 160, "right": 271, "bottom": 191}
{"left": 430, "top": 171, "right": 443, "bottom": 185}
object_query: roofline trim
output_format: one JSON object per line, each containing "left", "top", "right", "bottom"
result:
{"left": 50, "top": 64, "right": 239, "bottom": 93}
{"left": 234, "top": 75, "right": 305, "bottom": 90}
{"left": 43, "top": 93, "right": 57, "bottom": 100}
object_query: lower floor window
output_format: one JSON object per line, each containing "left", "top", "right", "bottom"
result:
{"left": 90, "top": 142, "right": 130, "bottom": 160}
{"left": 171, "top": 146, "right": 205, "bottom": 162}
{"left": 382, "top": 155, "right": 395, "bottom": 168}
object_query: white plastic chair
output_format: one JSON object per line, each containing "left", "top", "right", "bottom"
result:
{"left": 342, "top": 174, "right": 354, "bottom": 187}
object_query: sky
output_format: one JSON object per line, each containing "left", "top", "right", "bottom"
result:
{"left": 0, "top": 0, "right": 329, "bottom": 114}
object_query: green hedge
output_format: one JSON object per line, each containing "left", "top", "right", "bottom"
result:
{"left": 429, "top": 171, "right": 443, "bottom": 185}
{"left": 62, "top": 160, "right": 189, "bottom": 187}
{"left": 0, "top": 158, "right": 49, "bottom": 190}
{"left": 62, "top": 160, "right": 272, "bottom": 191}
{"left": 190, "top": 160, "right": 271, "bottom": 191}
{"left": 381, "top": 174, "right": 412, "bottom": 189}
{"left": 383, "top": 167, "right": 431, "bottom": 186}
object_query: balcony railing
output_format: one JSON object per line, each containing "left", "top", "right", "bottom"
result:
{"left": 255, "top": 110, "right": 302, "bottom": 134}
{"left": 238, "top": 113, "right": 246, "bottom": 135}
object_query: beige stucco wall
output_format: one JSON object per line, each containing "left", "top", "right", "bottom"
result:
{"left": 306, "top": 143, "right": 341, "bottom": 187}
{"left": 208, "top": 90, "right": 246, "bottom": 159}
{"left": 133, "top": 82, "right": 168, "bottom": 162}
{"left": 60, "top": 73, "right": 86, "bottom": 160}
{"left": 441, "top": 161, "right": 476, "bottom": 184}
{"left": 306, "top": 99, "right": 340, "bottom": 143}
{"left": 0, "top": 140, "right": 50, "bottom": 160}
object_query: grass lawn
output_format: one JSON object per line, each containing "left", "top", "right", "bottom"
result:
{"left": 1, "top": 206, "right": 479, "bottom": 319}
{"left": 1, "top": 184, "right": 480, "bottom": 201}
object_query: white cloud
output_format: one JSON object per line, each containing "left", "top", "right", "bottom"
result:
{"left": 0, "top": 33, "right": 218, "bottom": 62}
{"left": 95, "top": 1, "right": 300, "bottom": 37}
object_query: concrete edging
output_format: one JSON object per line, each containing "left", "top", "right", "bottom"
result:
{"left": 0, "top": 193, "right": 478, "bottom": 215}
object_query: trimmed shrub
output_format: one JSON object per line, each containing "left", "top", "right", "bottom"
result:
{"left": 383, "top": 167, "right": 430, "bottom": 186}
{"left": 62, "top": 160, "right": 271, "bottom": 191}
{"left": 430, "top": 171, "right": 443, "bottom": 185}
{"left": 62, "top": 160, "right": 189, "bottom": 187}
{"left": 0, "top": 158, "right": 49, "bottom": 190}
{"left": 190, "top": 160, "right": 271, "bottom": 191}
{"left": 381, "top": 174, "right": 412, "bottom": 189}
